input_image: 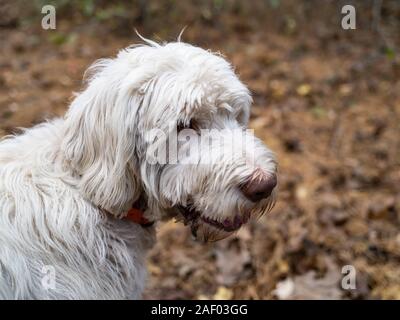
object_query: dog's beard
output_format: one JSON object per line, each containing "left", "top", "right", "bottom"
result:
{"left": 172, "top": 193, "right": 277, "bottom": 242}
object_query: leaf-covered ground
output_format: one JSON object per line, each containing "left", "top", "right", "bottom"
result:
{"left": 1, "top": 1, "right": 399, "bottom": 299}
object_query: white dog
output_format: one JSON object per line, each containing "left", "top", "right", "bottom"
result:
{"left": 0, "top": 39, "right": 277, "bottom": 299}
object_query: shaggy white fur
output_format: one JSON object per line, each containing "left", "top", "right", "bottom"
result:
{"left": 0, "top": 40, "right": 277, "bottom": 299}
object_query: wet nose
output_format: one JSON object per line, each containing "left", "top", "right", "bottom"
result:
{"left": 240, "top": 170, "right": 277, "bottom": 202}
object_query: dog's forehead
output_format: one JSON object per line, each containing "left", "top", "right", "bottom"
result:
{"left": 122, "top": 42, "right": 251, "bottom": 124}
{"left": 161, "top": 43, "right": 251, "bottom": 115}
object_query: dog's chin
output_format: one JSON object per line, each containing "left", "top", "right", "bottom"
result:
{"left": 173, "top": 205, "right": 252, "bottom": 242}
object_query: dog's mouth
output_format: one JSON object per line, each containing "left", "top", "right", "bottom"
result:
{"left": 177, "top": 205, "right": 251, "bottom": 233}
{"left": 171, "top": 191, "right": 276, "bottom": 242}
{"left": 173, "top": 203, "right": 265, "bottom": 242}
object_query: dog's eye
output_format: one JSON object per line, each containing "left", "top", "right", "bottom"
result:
{"left": 177, "top": 119, "right": 197, "bottom": 132}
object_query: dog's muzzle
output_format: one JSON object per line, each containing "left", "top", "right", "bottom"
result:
{"left": 175, "top": 171, "right": 277, "bottom": 242}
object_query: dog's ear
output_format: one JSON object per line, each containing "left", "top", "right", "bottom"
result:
{"left": 60, "top": 61, "right": 143, "bottom": 217}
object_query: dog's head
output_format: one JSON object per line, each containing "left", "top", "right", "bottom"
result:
{"left": 62, "top": 39, "right": 277, "bottom": 242}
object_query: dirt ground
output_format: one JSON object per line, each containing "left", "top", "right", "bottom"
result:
{"left": 1, "top": 1, "right": 399, "bottom": 299}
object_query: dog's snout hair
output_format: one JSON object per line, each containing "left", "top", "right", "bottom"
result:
{"left": 0, "top": 39, "right": 277, "bottom": 299}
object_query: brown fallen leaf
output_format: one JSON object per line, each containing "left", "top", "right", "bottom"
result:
{"left": 215, "top": 238, "right": 251, "bottom": 286}
{"left": 213, "top": 286, "right": 233, "bottom": 300}
{"left": 274, "top": 257, "right": 342, "bottom": 300}
{"left": 296, "top": 84, "right": 312, "bottom": 96}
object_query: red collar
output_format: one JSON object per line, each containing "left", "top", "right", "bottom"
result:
{"left": 102, "top": 199, "right": 154, "bottom": 227}
{"left": 125, "top": 206, "right": 154, "bottom": 227}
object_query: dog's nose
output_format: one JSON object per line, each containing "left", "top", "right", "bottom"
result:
{"left": 240, "top": 171, "right": 277, "bottom": 202}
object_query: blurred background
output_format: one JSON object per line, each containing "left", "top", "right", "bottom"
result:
{"left": 0, "top": 0, "right": 399, "bottom": 299}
